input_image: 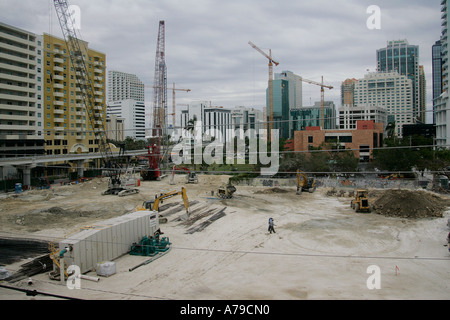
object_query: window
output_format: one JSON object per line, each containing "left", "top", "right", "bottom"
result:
{"left": 360, "top": 145, "right": 370, "bottom": 153}
{"left": 308, "top": 136, "right": 313, "bottom": 143}
{"left": 325, "top": 136, "right": 338, "bottom": 143}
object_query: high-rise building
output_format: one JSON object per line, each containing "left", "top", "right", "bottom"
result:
{"left": 432, "top": 40, "right": 443, "bottom": 102}
{"left": 290, "top": 101, "right": 336, "bottom": 137}
{"left": 354, "top": 71, "right": 413, "bottom": 137}
{"left": 231, "top": 106, "right": 264, "bottom": 139}
{"left": 339, "top": 104, "right": 388, "bottom": 130}
{"left": 419, "top": 65, "right": 426, "bottom": 123}
{"left": 432, "top": 40, "right": 443, "bottom": 125}
{"left": 107, "top": 70, "right": 144, "bottom": 103}
{"left": 377, "top": 40, "right": 420, "bottom": 121}
{"left": 106, "top": 114, "right": 125, "bottom": 142}
{"left": 43, "top": 33, "right": 106, "bottom": 155}
{"left": 434, "top": 0, "right": 449, "bottom": 147}
{"left": 267, "top": 79, "right": 290, "bottom": 140}
{"left": 180, "top": 101, "right": 232, "bottom": 143}
{"left": 107, "top": 71, "right": 145, "bottom": 141}
{"left": 341, "top": 78, "right": 358, "bottom": 107}
{"left": 442, "top": 0, "right": 449, "bottom": 94}
{"left": 274, "top": 71, "right": 303, "bottom": 109}
{"left": 0, "top": 22, "right": 45, "bottom": 157}
{"left": 107, "top": 99, "right": 146, "bottom": 140}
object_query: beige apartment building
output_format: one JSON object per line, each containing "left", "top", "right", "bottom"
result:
{"left": 42, "top": 33, "right": 106, "bottom": 155}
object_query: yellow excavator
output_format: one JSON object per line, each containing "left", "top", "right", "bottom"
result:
{"left": 139, "top": 187, "right": 190, "bottom": 222}
{"left": 296, "top": 170, "right": 316, "bottom": 195}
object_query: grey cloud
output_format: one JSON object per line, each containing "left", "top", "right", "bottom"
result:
{"left": 0, "top": 0, "right": 441, "bottom": 114}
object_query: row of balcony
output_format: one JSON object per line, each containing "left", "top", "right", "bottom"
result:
{"left": 0, "top": 61, "right": 36, "bottom": 75}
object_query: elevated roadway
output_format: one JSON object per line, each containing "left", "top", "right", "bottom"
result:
{"left": 0, "top": 149, "right": 149, "bottom": 188}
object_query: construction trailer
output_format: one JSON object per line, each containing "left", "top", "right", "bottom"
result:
{"left": 53, "top": 210, "right": 160, "bottom": 274}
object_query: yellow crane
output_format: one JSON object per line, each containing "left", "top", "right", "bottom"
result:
{"left": 299, "top": 76, "right": 333, "bottom": 129}
{"left": 171, "top": 83, "right": 191, "bottom": 128}
{"left": 147, "top": 84, "right": 191, "bottom": 129}
{"left": 248, "top": 41, "right": 279, "bottom": 139}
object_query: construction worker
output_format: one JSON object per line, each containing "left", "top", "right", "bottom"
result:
{"left": 447, "top": 232, "right": 450, "bottom": 253}
{"left": 268, "top": 218, "right": 275, "bottom": 234}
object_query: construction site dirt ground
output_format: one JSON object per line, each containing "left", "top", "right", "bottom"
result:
{"left": 0, "top": 174, "right": 449, "bottom": 300}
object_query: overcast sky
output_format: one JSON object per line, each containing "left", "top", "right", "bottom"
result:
{"left": 0, "top": 0, "right": 443, "bottom": 124}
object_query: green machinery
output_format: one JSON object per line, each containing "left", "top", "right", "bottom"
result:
{"left": 130, "top": 234, "right": 171, "bottom": 257}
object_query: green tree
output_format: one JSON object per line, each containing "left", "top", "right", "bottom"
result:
{"left": 304, "top": 149, "right": 331, "bottom": 174}
{"left": 372, "top": 137, "right": 417, "bottom": 172}
{"left": 334, "top": 150, "right": 359, "bottom": 177}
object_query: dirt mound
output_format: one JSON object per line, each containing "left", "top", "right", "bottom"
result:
{"left": 255, "top": 187, "right": 289, "bottom": 194}
{"left": 373, "top": 189, "right": 449, "bottom": 219}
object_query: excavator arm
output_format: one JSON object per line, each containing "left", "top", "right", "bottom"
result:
{"left": 142, "top": 187, "right": 190, "bottom": 215}
{"left": 296, "top": 170, "right": 316, "bottom": 194}
{"left": 297, "top": 170, "right": 306, "bottom": 187}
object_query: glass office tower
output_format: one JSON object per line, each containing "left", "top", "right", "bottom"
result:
{"left": 267, "top": 79, "right": 290, "bottom": 140}
{"left": 377, "top": 40, "right": 420, "bottom": 121}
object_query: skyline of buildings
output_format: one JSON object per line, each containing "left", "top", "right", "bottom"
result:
{"left": 0, "top": 0, "right": 448, "bottom": 162}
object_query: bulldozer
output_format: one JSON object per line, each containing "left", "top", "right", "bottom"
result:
{"left": 186, "top": 171, "right": 199, "bottom": 184}
{"left": 217, "top": 181, "right": 236, "bottom": 199}
{"left": 296, "top": 170, "right": 316, "bottom": 195}
{"left": 350, "top": 189, "right": 371, "bottom": 213}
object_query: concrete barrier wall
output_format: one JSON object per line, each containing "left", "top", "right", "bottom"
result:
{"left": 234, "top": 177, "right": 430, "bottom": 190}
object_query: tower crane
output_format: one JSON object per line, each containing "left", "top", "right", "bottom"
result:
{"left": 149, "top": 83, "right": 191, "bottom": 129}
{"left": 171, "top": 84, "right": 191, "bottom": 129}
{"left": 248, "top": 41, "right": 279, "bottom": 139}
{"left": 299, "top": 76, "right": 333, "bottom": 129}
{"left": 53, "top": 0, "right": 138, "bottom": 196}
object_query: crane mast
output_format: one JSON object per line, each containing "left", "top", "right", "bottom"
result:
{"left": 140, "top": 21, "right": 168, "bottom": 182}
{"left": 299, "top": 76, "right": 333, "bottom": 129}
{"left": 53, "top": 0, "right": 139, "bottom": 196}
{"left": 171, "top": 83, "right": 191, "bottom": 128}
{"left": 249, "top": 41, "right": 279, "bottom": 140}
{"left": 53, "top": 0, "right": 112, "bottom": 162}
{"left": 148, "top": 82, "right": 191, "bottom": 129}
{"left": 152, "top": 21, "right": 167, "bottom": 139}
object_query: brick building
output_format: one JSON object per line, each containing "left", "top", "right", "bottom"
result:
{"left": 293, "top": 120, "right": 384, "bottom": 162}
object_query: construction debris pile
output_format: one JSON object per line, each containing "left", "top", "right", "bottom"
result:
{"left": 372, "top": 189, "right": 450, "bottom": 219}
{"left": 254, "top": 187, "right": 290, "bottom": 194}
